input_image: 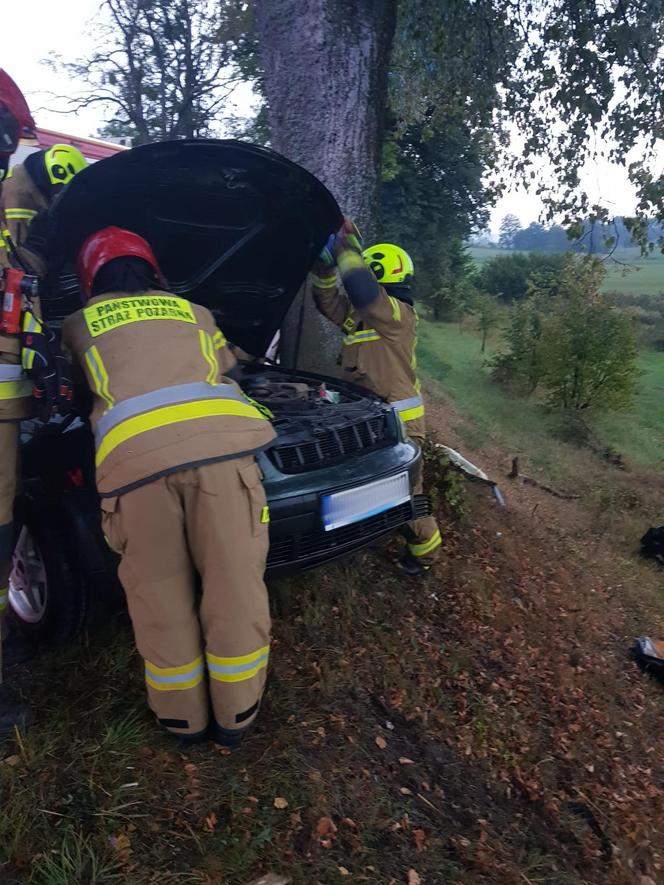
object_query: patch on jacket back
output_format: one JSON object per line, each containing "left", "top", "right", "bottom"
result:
{"left": 83, "top": 295, "right": 196, "bottom": 337}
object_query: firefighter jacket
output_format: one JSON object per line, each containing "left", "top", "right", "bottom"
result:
{"left": 61, "top": 290, "right": 276, "bottom": 497}
{"left": 0, "top": 207, "right": 38, "bottom": 422}
{"left": 0, "top": 162, "right": 48, "bottom": 251}
{"left": 312, "top": 266, "right": 425, "bottom": 438}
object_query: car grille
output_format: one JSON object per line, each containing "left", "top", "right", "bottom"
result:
{"left": 269, "top": 414, "right": 390, "bottom": 473}
{"left": 266, "top": 495, "right": 431, "bottom": 570}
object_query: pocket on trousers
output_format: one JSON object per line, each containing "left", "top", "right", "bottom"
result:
{"left": 238, "top": 461, "right": 268, "bottom": 537}
{"left": 100, "top": 496, "right": 126, "bottom": 554}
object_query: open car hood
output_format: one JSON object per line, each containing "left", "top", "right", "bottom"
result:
{"left": 45, "top": 139, "right": 342, "bottom": 356}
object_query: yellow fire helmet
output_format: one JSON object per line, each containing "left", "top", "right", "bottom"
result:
{"left": 44, "top": 144, "right": 88, "bottom": 187}
{"left": 362, "top": 243, "right": 414, "bottom": 284}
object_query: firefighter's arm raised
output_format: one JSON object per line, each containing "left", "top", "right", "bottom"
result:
{"left": 335, "top": 249, "right": 401, "bottom": 338}
{"left": 310, "top": 261, "right": 350, "bottom": 328}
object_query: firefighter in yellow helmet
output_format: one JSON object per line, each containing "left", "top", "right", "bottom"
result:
{"left": 62, "top": 227, "right": 275, "bottom": 744}
{"left": 311, "top": 221, "right": 441, "bottom": 576}
{"left": 0, "top": 144, "right": 87, "bottom": 250}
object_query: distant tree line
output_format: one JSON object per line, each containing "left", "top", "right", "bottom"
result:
{"left": 498, "top": 213, "right": 664, "bottom": 254}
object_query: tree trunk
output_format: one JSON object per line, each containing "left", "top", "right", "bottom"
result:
{"left": 256, "top": 0, "right": 397, "bottom": 372}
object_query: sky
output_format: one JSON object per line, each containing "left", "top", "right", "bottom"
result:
{"left": 2, "top": 1, "right": 648, "bottom": 237}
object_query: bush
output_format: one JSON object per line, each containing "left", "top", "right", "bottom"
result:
{"left": 478, "top": 252, "right": 567, "bottom": 303}
{"left": 493, "top": 256, "right": 639, "bottom": 412}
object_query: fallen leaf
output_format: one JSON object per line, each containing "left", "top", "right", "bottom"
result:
{"left": 413, "top": 828, "right": 426, "bottom": 851}
{"left": 407, "top": 870, "right": 421, "bottom": 885}
{"left": 2, "top": 754, "right": 20, "bottom": 767}
{"left": 316, "top": 816, "right": 338, "bottom": 838}
{"left": 338, "top": 868, "right": 350, "bottom": 876}
{"left": 399, "top": 787, "right": 413, "bottom": 795}
{"left": 273, "top": 797, "right": 288, "bottom": 810}
{"left": 375, "top": 735, "right": 387, "bottom": 749}
{"left": 399, "top": 757, "right": 415, "bottom": 765}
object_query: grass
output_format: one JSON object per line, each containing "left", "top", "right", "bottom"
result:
{"left": 417, "top": 317, "right": 664, "bottom": 475}
{"left": 468, "top": 244, "right": 664, "bottom": 296}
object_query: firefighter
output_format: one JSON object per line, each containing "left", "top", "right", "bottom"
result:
{"left": 311, "top": 220, "right": 441, "bottom": 576}
{"left": 62, "top": 227, "right": 276, "bottom": 744}
{"left": 1, "top": 144, "right": 87, "bottom": 248}
{"left": 0, "top": 70, "right": 36, "bottom": 733}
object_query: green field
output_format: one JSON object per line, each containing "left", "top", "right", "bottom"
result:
{"left": 418, "top": 318, "right": 664, "bottom": 475}
{"left": 468, "top": 244, "right": 664, "bottom": 296}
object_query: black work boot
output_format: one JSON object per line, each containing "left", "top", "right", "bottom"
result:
{"left": 396, "top": 552, "right": 430, "bottom": 578}
{"left": 0, "top": 684, "right": 32, "bottom": 735}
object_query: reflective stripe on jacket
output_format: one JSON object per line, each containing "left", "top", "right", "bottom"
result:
{"left": 0, "top": 164, "right": 48, "bottom": 250}
{"left": 62, "top": 289, "right": 276, "bottom": 496}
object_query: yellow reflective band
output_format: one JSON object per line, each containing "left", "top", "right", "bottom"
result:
{"left": 206, "top": 646, "right": 270, "bottom": 683}
{"left": 343, "top": 329, "right": 380, "bottom": 345}
{"left": 400, "top": 404, "right": 425, "bottom": 423}
{"left": 145, "top": 655, "right": 205, "bottom": 692}
{"left": 311, "top": 273, "right": 337, "bottom": 289}
{"left": 199, "top": 329, "right": 218, "bottom": 385}
{"left": 0, "top": 379, "right": 32, "bottom": 400}
{"left": 414, "top": 377, "right": 421, "bottom": 394}
{"left": 5, "top": 208, "right": 37, "bottom": 221}
{"left": 84, "top": 345, "right": 115, "bottom": 411}
{"left": 22, "top": 311, "right": 42, "bottom": 334}
{"left": 83, "top": 295, "right": 197, "bottom": 338}
{"left": 409, "top": 529, "right": 442, "bottom": 557}
{"left": 22, "top": 349, "right": 36, "bottom": 371}
{"left": 388, "top": 296, "right": 401, "bottom": 322}
{"left": 96, "top": 398, "right": 268, "bottom": 466}
{"left": 213, "top": 329, "right": 226, "bottom": 350}
{"left": 261, "top": 505, "right": 270, "bottom": 524}
{"left": 0, "top": 586, "right": 7, "bottom": 613}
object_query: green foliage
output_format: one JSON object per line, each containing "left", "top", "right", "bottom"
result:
{"left": 478, "top": 252, "right": 567, "bottom": 303}
{"left": 493, "top": 256, "right": 639, "bottom": 412}
{"left": 422, "top": 435, "right": 466, "bottom": 520}
{"left": 472, "top": 292, "right": 501, "bottom": 352}
{"left": 499, "top": 214, "right": 521, "bottom": 248}
{"left": 538, "top": 261, "right": 639, "bottom": 411}
{"left": 378, "top": 116, "right": 493, "bottom": 307}
{"left": 491, "top": 298, "right": 546, "bottom": 393}
{"left": 391, "top": 1, "right": 664, "bottom": 242}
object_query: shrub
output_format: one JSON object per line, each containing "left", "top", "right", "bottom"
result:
{"left": 477, "top": 252, "right": 567, "bottom": 303}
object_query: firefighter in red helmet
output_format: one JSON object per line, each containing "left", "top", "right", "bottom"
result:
{"left": 0, "top": 70, "right": 36, "bottom": 734}
{"left": 62, "top": 227, "right": 275, "bottom": 745}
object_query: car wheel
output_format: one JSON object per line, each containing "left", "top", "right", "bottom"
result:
{"left": 8, "top": 500, "right": 87, "bottom": 644}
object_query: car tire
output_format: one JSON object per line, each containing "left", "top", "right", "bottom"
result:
{"left": 8, "top": 497, "right": 87, "bottom": 644}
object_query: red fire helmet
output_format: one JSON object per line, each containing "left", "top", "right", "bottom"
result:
{"left": 77, "top": 226, "right": 163, "bottom": 299}
{"left": 0, "top": 69, "right": 36, "bottom": 154}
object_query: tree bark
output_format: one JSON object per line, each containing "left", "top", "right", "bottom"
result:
{"left": 256, "top": 0, "right": 397, "bottom": 371}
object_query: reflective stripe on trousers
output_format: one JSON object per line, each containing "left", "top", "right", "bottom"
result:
{"left": 144, "top": 646, "right": 269, "bottom": 690}
{"left": 145, "top": 656, "right": 205, "bottom": 691}
{"left": 409, "top": 529, "right": 442, "bottom": 558}
{"left": 0, "top": 364, "right": 31, "bottom": 400}
{"left": 392, "top": 394, "right": 425, "bottom": 423}
{"left": 206, "top": 646, "right": 269, "bottom": 683}
{"left": 94, "top": 381, "right": 268, "bottom": 465}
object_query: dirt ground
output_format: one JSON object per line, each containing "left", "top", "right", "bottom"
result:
{"left": 3, "top": 386, "right": 664, "bottom": 884}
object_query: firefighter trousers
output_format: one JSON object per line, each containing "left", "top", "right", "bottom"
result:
{"left": 101, "top": 456, "right": 271, "bottom": 742}
{"left": 0, "top": 422, "right": 18, "bottom": 685}
{"left": 400, "top": 433, "right": 441, "bottom": 566}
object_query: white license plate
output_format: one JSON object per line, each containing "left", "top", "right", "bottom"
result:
{"left": 321, "top": 472, "right": 410, "bottom": 531}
